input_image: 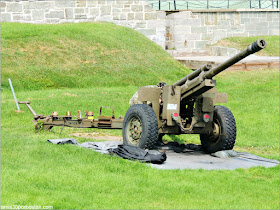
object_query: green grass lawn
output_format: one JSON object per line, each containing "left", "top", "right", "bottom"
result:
{"left": 1, "top": 69, "right": 279, "bottom": 209}
{"left": 1, "top": 23, "right": 279, "bottom": 209}
{"left": 215, "top": 36, "right": 280, "bottom": 56}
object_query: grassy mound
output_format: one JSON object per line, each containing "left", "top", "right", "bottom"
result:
{"left": 1, "top": 22, "right": 187, "bottom": 91}
{"left": 215, "top": 36, "right": 279, "bottom": 56}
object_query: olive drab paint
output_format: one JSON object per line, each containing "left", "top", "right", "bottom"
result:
{"left": 21, "top": 39, "right": 266, "bottom": 153}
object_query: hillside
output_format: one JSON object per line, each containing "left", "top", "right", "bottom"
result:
{"left": 1, "top": 22, "right": 188, "bottom": 91}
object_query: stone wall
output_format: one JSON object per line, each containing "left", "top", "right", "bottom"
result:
{"left": 166, "top": 9, "right": 279, "bottom": 55}
{"left": 1, "top": 1, "right": 279, "bottom": 54}
{"left": 0, "top": 0, "right": 166, "bottom": 48}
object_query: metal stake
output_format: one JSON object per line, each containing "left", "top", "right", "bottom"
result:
{"left": 8, "top": 78, "right": 20, "bottom": 111}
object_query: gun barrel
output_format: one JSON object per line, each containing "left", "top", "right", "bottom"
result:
{"left": 172, "top": 63, "right": 212, "bottom": 87}
{"left": 205, "top": 39, "right": 266, "bottom": 79}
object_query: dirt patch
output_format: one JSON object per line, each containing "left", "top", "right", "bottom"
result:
{"left": 71, "top": 132, "right": 122, "bottom": 141}
{"left": 79, "top": 59, "right": 96, "bottom": 64}
{"left": 64, "top": 93, "right": 78, "bottom": 97}
{"left": 27, "top": 98, "right": 44, "bottom": 101}
{"left": 15, "top": 110, "right": 24, "bottom": 113}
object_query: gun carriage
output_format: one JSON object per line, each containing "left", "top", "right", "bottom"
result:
{"left": 123, "top": 39, "right": 266, "bottom": 153}
{"left": 21, "top": 39, "right": 266, "bottom": 153}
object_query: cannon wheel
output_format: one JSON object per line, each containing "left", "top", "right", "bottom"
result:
{"left": 123, "top": 104, "right": 158, "bottom": 149}
{"left": 200, "top": 105, "right": 236, "bottom": 153}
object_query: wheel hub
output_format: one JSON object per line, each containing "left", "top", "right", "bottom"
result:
{"left": 207, "top": 121, "right": 221, "bottom": 142}
{"left": 127, "top": 116, "right": 142, "bottom": 144}
{"left": 212, "top": 122, "right": 220, "bottom": 138}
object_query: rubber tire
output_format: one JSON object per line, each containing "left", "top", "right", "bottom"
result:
{"left": 123, "top": 104, "right": 158, "bottom": 149}
{"left": 200, "top": 105, "right": 236, "bottom": 154}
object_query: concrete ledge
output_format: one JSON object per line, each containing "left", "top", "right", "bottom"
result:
{"left": 175, "top": 55, "right": 279, "bottom": 70}
{"left": 164, "top": 9, "right": 280, "bottom": 13}
{"left": 210, "top": 46, "right": 241, "bottom": 56}
{"left": 167, "top": 50, "right": 210, "bottom": 57}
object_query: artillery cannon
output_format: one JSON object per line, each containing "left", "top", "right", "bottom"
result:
{"left": 20, "top": 39, "right": 266, "bottom": 154}
{"left": 123, "top": 39, "right": 266, "bottom": 153}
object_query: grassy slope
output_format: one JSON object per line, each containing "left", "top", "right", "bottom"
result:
{"left": 215, "top": 36, "right": 280, "bottom": 56}
{"left": 1, "top": 23, "right": 187, "bottom": 90}
{"left": 1, "top": 23, "right": 279, "bottom": 209}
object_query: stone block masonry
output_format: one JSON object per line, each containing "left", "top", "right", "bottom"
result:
{"left": 1, "top": 1, "right": 279, "bottom": 54}
{"left": 1, "top": 0, "right": 166, "bottom": 48}
{"left": 166, "top": 9, "right": 279, "bottom": 55}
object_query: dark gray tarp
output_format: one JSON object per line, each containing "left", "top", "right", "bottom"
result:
{"left": 47, "top": 138, "right": 279, "bottom": 170}
{"left": 48, "top": 138, "right": 121, "bottom": 154}
{"left": 108, "top": 145, "right": 167, "bottom": 164}
{"left": 47, "top": 138, "right": 166, "bottom": 164}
